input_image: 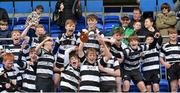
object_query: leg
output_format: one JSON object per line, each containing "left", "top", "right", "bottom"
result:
{"left": 54, "top": 73, "right": 61, "bottom": 90}
{"left": 116, "top": 76, "right": 122, "bottom": 92}
{"left": 123, "top": 80, "right": 130, "bottom": 92}
{"left": 146, "top": 85, "right": 151, "bottom": 92}
{"left": 153, "top": 83, "right": 160, "bottom": 92}
{"left": 137, "top": 81, "right": 146, "bottom": 92}
{"left": 170, "top": 80, "right": 178, "bottom": 92}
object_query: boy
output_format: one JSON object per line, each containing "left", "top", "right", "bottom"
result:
{"left": 52, "top": 19, "right": 78, "bottom": 89}
{"left": 25, "top": 5, "right": 44, "bottom": 28}
{"left": 77, "top": 14, "right": 104, "bottom": 53}
{"left": 98, "top": 41, "right": 121, "bottom": 92}
{"left": 60, "top": 46, "right": 80, "bottom": 92}
{"left": 141, "top": 33, "right": 162, "bottom": 92}
{"left": 35, "top": 36, "right": 55, "bottom": 92}
{"left": 160, "top": 28, "right": 180, "bottom": 92}
{"left": 0, "top": 53, "right": 21, "bottom": 92}
{"left": 21, "top": 24, "right": 46, "bottom": 47}
{"left": 78, "top": 40, "right": 100, "bottom": 92}
{"left": 17, "top": 46, "right": 37, "bottom": 92}
{"left": 122, "top": 36, "right": 146, "bottom": 92}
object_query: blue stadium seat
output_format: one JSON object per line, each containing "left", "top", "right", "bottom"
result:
{"left": 81, "top": 0, "right": 85, "bottom": 12}
{"left": 160, "top": 79, "right": 169, "bottom": 92}
{"left": 104, "top": 15, "right": 120, "bottom": 23}
{"left": 104, "top": 22, "right": 120, "bottom": 36}
{"left": 86, "top": 0, "right": 103, "bottom": 12}
{"left": 9, "top": 17, "right": 18, "bottom": 25}
{"left": 96, "top": 23, "right": 103, "bottom": 31}
{"left": 15, "top": 1, "right": 32, "bottom": 13}
{"left": 33, "top": 1, "right": 50, "bottom": 13}
{"left": 158, "top": 0, "right": 174, "bottom": 11}
{"left": 140, "top": 0, "right": 156, "bottom": 12}
{"left": 39, "top": 16, "right": 50, "bottom": 24}
{"left": 13, "top": 24, "right": 25, "bottom": 31}
{"left": 0, "top": 2, "right": 14, "bottom": 13}
{"left": 17, "top": 17, "right": 27, "bottom": 24}
{"left": 50, "top": 1, "right": 57, "bottom": 13}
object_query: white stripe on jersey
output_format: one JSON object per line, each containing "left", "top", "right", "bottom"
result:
{"left": 61, "top": 73, "right": 79, "bottom": 84}
{"left": 22, "top": 82, "right": 36, "bottom": 90}
{"left": 57, "top": 53, "right": 65, "bottom": 58}
{"left": 144, "top": 56, "right": 159, "bottom": 63}
{"left": 80, "top": 65, "right": 99, "bottom": 71}
{"left": 36, "top": 69, "right": 53, "bottom": 75}
{"left": 61, "top": 81, "right": 77, "bottom": 91}
{"left": 142, "top": 65, "right": 159, "bottom": 71}
{"left": 83, "top": 43, "right": 100, "bottom": 49}
{"left": 100, "top": 76, "right": 115, "bottom": 81}
{"left": 22, "top": 74, "right": 36, "bottom": 81}
{"left": 37, "top": 61, "right": 54, "bottom": 67}
{"left": 80, "top": 86, "right": 100, "bottom": 91}
{"left": 81, "top": 75, "right": 100, "bottom": 82}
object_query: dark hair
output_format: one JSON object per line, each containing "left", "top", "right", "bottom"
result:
{"left": 36, "top": 5, "right": 44, "bottom": 12}
{"left": 69, "top": 51, "right": 78, "bottom": 59}
{"left": 161, "top": 3, "right": 171, "bottom": 12}
{"left": 133, "top": 7, "right": 142, "bottom": 14}
{"left": 145, "top": 33, "right": 154, "bottom": 40}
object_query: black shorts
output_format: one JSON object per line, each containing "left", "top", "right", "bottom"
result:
{"left": 100, "top": 82, "right": 116, "bottom": 92}
{"left": 122, "top": 69, "right": 143, "bottom": 84}
{"left": 143, "top": 70, "right": 160, "bottom": 85}
{"left": 167, "top": 63, "right": 180, "bottom": 81}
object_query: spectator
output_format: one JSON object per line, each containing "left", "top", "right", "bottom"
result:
{"left": 143, "top": 17, "right": 159, "bottom": 36}
{"left": 156, "top": 3, "right": 177, "bottom": 42}
{"left": 0, "top": 8, "right": 9, "bottom": 21}
{"left": 174, "top": 0, "right": 180, "bottom": 34}
{"left": 0, "top": 20, "right": 10, "bottom": 45}
{"left": 133, "top": 21, "right": 144, "bottom": 36}
{"left": 53, "top": 0, "right": 82, "bottom": 29}
{"left": 120, "top": 15, "right": 135, "bottom": 45}
{"left": 129, "top": 7, "right": 144, "bottom": 28}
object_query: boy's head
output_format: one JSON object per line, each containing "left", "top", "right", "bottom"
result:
{"left": 3, "top": 53, "right": 14, "bottom": 70}
{"left": 11, "top": 30, "right": 21, "bottom": 44}
{"left": 65, "top": 19, "right": 76, "bottom": 36}
{"left": 0, "top": 20, "right": 8, "bottom": 30}
{"left": 128, "top": 36, "right": 139, "bottom": 49}
{"left": 86, "top": 14, "right": 98, "bottom": 29}
{"left": 42, "top": 35, "right": 53, "bottom": 50}
{"left": 133, "top": 21, "right": 141, "bottom": 31}
{"left": 86, "top": 48, "right": 97, "bottom": 64}
{"left": 35, "top": 24, "right": 46, "bottom": 37}
{"left": 29, "top": 47, "right": 37, "bottom": 62}
{"left": 35, "top": 5, "right": 44, "bottom": 15}
{"left": 168, "top": 27, "right": 177, "bottom": 41}
{"left": 145, "top": 34, "right": 154, "bottom": 44}
{"left": 144, "top": 17, "right": 154, "bottom": 29}
{"left": 69, "top": 51, "right": 80, "bottom": 69}
{"left": 112, "top": 26, "right": 123, "bottom": 41}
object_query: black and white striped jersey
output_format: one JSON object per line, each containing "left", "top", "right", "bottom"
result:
{"left": 160, "top": 42, "right": 180, "bottom": 64}
{"left": 77, "top": 28, "right": 104, "bottom": 54}
{"left": 79, "top": 57, "right": 100, "bottom": 92}
{"left": 141, "top": 42, "right": 161, "bottom": 72}
{"left": 53, "top": 33, "right": 78, "bottom": 68}
{"left": 99, "top": 56, "right": 120, "bottom": 85}
{"left": 110, "top": 42, "right": 126, "bottom": 59}
{"left": 36, "top": 48, "right": 55, "bottom": 78}
{"left": 123, "top": 45, "right": 147, "bottom": 71}
{"left": 60, "top": 65, "right": 80, "bottom": 92}
{"left": 0, "top": 65, "right": 21, "bottom": 91}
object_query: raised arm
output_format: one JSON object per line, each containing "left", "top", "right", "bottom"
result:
{"left": 21, "top": 23, "right": 33, "bottom": 40}
{"left": 78, "top": 40, "right": 84, "bottom": 58}
{"left": 35, "top": 37, "right": 52, "bottom": 53}
{"left": 64, "top": 46, "right": 77, "bottom": 66}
